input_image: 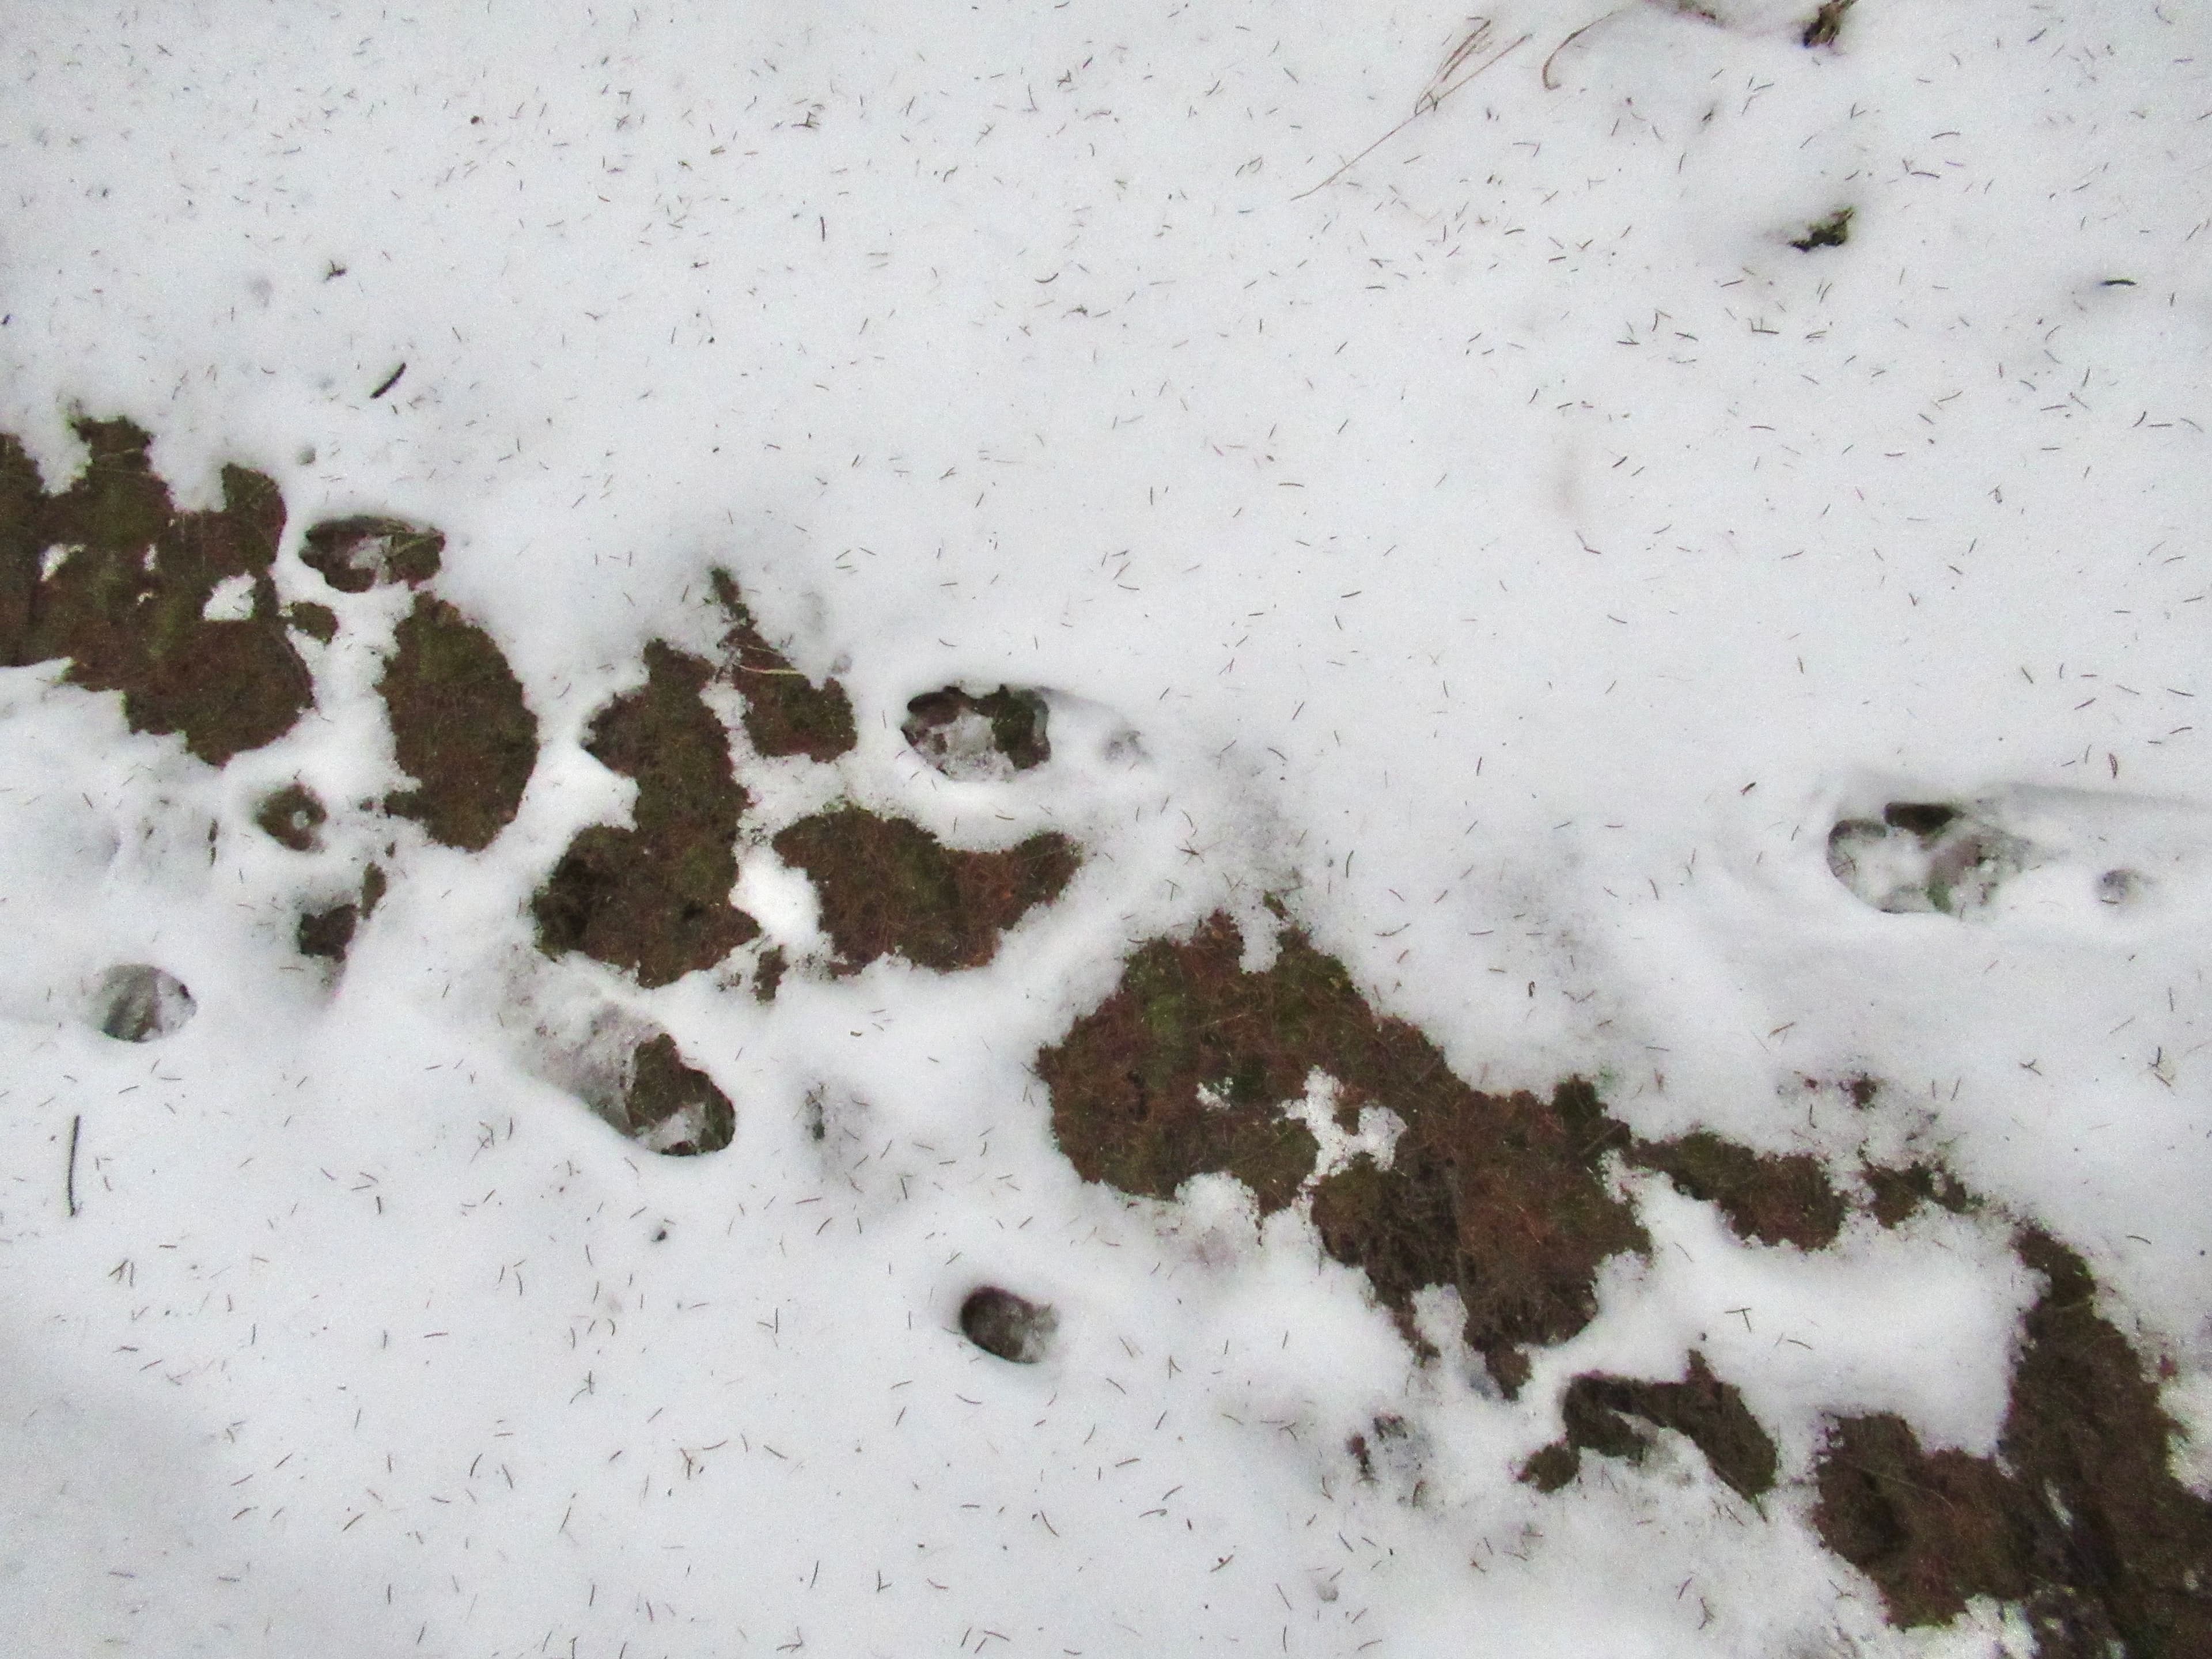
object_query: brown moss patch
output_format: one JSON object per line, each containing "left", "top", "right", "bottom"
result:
{"left": 378, "top": 593, "right": 539, "bottom": 851}
{"left": 903, "top": 685, "right": 1051, "bottom": 778}
{"left": 255, "top": 782, "right": 327, "bottom": 851}
{"left": 1812, "top": 1230, "right": 2212, "bottom": 1650}
{"left": 772, "top": 806, "right": 1078, "bottom": 975}
{"left": 284, "top": 600, "right": 338, "bottom": 643}
{"left": 295, "top": 866, "right": 385, "bottom": 967}
{"left": 2, "top": 418, "right": 313, "bottom": 765}
{"left": 300, "top": 515, "right": 443, "bottom": 593}
{"left": 533, "top": 642, "right": 757, "bottom": 987}
{"left": 1627, "top": 1130, "right": 1845, "bottom": 1249}
{"left": 711, "top": 570, "right": 855, "bottom": 762}
{"left": 620, "top": 1033, "right": 735, "bottom": 1156}
{"left": 1035, "top": 914, "right": 1646, "bottom": 1393}
{"left": 1862, "top": 1159, "right": 1975, "bottom": 1229}
{"left": 297, "top": 902, "right": 358, "bottom": 961}
{"left": 1521, "top": 1351, "right": 1777, "bottom": 1502}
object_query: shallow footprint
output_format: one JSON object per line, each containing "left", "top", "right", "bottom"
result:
{"left": 90, "top": 964, "right": 195, "bottom": 1041}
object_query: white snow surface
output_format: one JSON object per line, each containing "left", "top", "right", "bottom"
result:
{"left": 2, "top": 1, "right": 2209, "bottom": 1654}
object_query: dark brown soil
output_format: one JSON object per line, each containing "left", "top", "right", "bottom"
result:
{"left": 772, "top": 807, "right": 1078, "bottom": 974}
{"left": 753, "top": 944, "right": 787, "bottom": 1002}
{"left": 620, "top": 1033, "right": 735, "bottom": 1156}
{"left": 285, "top": 601, "right": 338, "bottom": 643}
{"left": 300, "top": 515, "right": 443, "bottom": 593}
{"left": 256, "top": 782, "right": 327, "bottom": 851}
{"left": 1812, "top": 1229, "right": 2212, "bottom": 1652}
{"left": 1627, "top": 1130, "right": 1846, "bottom": 1249}
{"left": 959, "top": 1286, "right": 1057, "bottom": 1363}
{"left": 297, "top": 902, "right": 358, "bottom": 961}
{"left": 1862, "top": 1159, "right": 1975, "bottom": 1229}
{"left": 296, "top": 866, "right": 387, "bottom": 966}
{"left": 1035, "top": 913, "right": 1646, "bottom": 1394}
{"left": 1, "top": 418, "right": 312, "bottom": 765}
{"left": 903, "top": 685, "right": 1051, "bottom": 775}
{"left": 378, "top": 593, "right": 539, "bottom": 851}
{"left": 533, "top": 642, "right": 758, "bottom": 987}
{"left": 711, "top": 570, "right": 856, "bottom": 762}
{"left": 1522, "top": 1350, "right": 1777, "bottom": 1502}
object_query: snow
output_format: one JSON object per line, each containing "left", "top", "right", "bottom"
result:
{"left": 2, "top": 0, "right": 2209, "bottom": 1653}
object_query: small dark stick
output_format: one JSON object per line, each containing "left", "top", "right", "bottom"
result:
{"left": 370, "top": 362, "right": 407, "bottom": 398}
{"left": 66, "top": 1114, "right": 81, "bottom": 1218}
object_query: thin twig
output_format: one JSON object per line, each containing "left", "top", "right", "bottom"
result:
{"left": 66, "top": 1115, "right": 81, "bottom": 1218}
{"left": 1293, "top": 28, "right": 1532, "bottom": 202}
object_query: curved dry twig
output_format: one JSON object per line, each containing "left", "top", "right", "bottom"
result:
{"left": 1293, "top": 26, "right": 1531, "bottom": 202}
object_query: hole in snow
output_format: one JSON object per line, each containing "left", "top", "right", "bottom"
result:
{"left": 92, "top": 964, "right": 196, "bottom": 1041}
{"left": 959, "top": 1286, "right": 1057, "bottom": 1363}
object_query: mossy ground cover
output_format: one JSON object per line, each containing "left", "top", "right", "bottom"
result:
{"left": 1625, "top": 1128, "right": 1846, "bottom": 1249}
{"left": 710, "top": 569, "right": 856, "bottom": 762}
{"left": 1812, "top": 1230, "right": 2212, "bottom": 1654}
{"left": 1, "top": 418, "right": 312, "bottom": 764}
{"left": 533, "top": 641, "right": 760, "bottom": 987}
{"left": 379, "top": 593, "right": 539, "bottom": 851}
{"left": 1521, "top": 1350, "right": 1778, "bottom": 1503}
{"left": 1035, "top": 912, "right": 1647, "bottom": 1395}
{"left": 772, "top": 806, "right": 1078, "bottom": 974}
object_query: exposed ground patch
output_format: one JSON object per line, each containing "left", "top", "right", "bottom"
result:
{"left": 295, "top": 865, "right": 387, "bottom": 968}
{"left": 1812, "top": 1229, "right": 2212, "bottom": 1652}
{"left": 959, "top": 1286, "right": 1057, "bottom": 1363}
{"left": 618, "top": 1033, "right": 736, "bottom": 1156}
{"left": 378, "top": 593, "right": 539, "bottom": 851}
{"left": 711, "top": 570, "right": 855, "bottom": 762}
{"left": 904, "top": 685, "right": 1051, "bottom": 779}
{"left": 255, "top": 782, "right": 327, "bottom": 852}
{"left": 300, "top": 515, "right": 443, "bottom": 592}
{"left": 1627, "top": 1130, "right": 1846, "bottom": 1249}
{"left": 1035, "top": 913, "right": 1646, "bottom": 1394}
{"left": 2, "top": 418, "right": 312, "bottom": 765}
{"left": 1521, "top": 1350, "right": 1777, "bottom": 1502}
{"left": 533, "top": 642, "right": 758, "bottom": 987}
{"left": 1789, "top": 206, "right": 1854, "bottom": 251}
{"left": 1862, "top": 1158, "right": 1975, "bottom": 1228}
{"left": 772, "top": 807, "right": 1078, "bottom": 974}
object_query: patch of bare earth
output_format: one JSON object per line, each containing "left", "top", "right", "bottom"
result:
{"left": 772, "top": 806, "right": 1078, "bottom": 974}
{"left": 1812, "top": 1229, "right": 2212, "bottom": 1653}
{"left": 1034, "top": 912, "right": 1646, "bottom": 1395}
{"left": 533, "top": 641, "right": 759, "bottom": 987}
{"left": 1, "top": 418, "right": 312, "bottom": 764}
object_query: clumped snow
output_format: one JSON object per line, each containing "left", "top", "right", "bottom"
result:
{"left": 3, "top": 1, "right": 2210, "bottom": 1654}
